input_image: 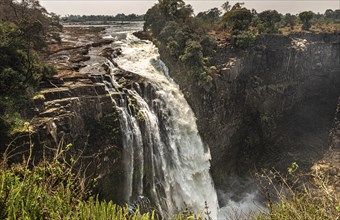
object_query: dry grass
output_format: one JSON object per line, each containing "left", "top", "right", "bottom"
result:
{"left": 254, "top": 163, "right": 339, "bottom": 220}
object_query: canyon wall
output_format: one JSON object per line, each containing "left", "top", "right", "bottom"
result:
{"left": 12, "top": 29, "right": 339, "bottom": 205}
{"left": 157, "top": 32, "right": 340, "bottom": 190}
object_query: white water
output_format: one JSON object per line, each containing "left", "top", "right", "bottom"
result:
{"left": 77, "top": 24, "right": 268, "bottom": 218}
{"left": 106, "top": 33, "right": 219, "bottom": 218}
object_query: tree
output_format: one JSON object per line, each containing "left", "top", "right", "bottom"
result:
{"left": 159, "top": 21, "right": 179, "bottom": 42}
{"left": 299, "top": 11, "right": 314, "bottom": 30}
{"left": 221, "top": 1, "right": 231, "bottom": 12}
{"left": 283, "top": 13, "right": 297, "bottom": 30}
{"left": 325, "top": 9, "right": 334, "bottom": 19}
{"left": 0, "top": 22, "right": 54, "bottom": 96}
{"left": 222, "top": 8, "right": 253, "bottom": 33}
{"left": 196, "top": 7, "right": 221, "bottom": 24}
{"left": 325, "top": 9, "right": 340, "bottom": 20}
{"left": 158, "top": 0, "right": 192, "bottom": 21}
{"left": 180, "top": 40, "right": 204, "bottom": 66}
{"left": 127, "top": 14, "right": 137, "bottom": 21}
{"left": 257, "top": 10, "right": 281, "bottom": 33}
{"left": 231, "top": 2, "right": 245, "bottom": 10}
{"left": 115, "top": 13, "right": 126, "bottom": 20}
{"left": 144, "top": 0, "right": 193, "bottom": 34}
{"left": 144, "top": 4, "right": 165, "bottom": 35}
{"left": 0, "top": 0, "right": 57, "bottom": 139}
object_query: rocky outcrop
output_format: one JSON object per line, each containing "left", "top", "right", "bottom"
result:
{"left": 29, "top": 72, "right": 126, "bottom": 202}
{"left": 9, "top": 28, "right": 128, "bottom": 203}
{"left": 12, "top": 27, "right": 339, "bottom": 206}
{"left": 156, "top": 32, "right": 340, "bottom": 192}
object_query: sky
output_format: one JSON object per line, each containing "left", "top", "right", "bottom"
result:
{"left": 39, "top": 0, "right": 340, "bottom": 16}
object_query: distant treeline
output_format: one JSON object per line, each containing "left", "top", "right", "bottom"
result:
{"left": 61, "top": 14, "right": 145, "bottom": 22}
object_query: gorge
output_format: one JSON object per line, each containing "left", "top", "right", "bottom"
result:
{"left": 6, "top": 23, "right": 340, "bottom": 219}
{"left": 1, "top": 0, "right": 340, "bottom": 219}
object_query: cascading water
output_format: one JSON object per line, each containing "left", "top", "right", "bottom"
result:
{"left": 112, "top": 33, "right": 219, "bottom": 218}
{"left": 82, "top": 24, "right": 219, "bottom": 218}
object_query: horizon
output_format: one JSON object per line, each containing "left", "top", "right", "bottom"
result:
{"left": 40, "top": 0, "right": 340, "bottom": 17}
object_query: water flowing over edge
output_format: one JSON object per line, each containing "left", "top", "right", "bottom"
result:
{"left": 82, "top": 26, "right": 219, "bottom": 218}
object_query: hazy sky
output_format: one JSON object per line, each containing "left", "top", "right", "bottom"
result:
{"left": 40, "top": 0, "right": 340, "bottom": 16}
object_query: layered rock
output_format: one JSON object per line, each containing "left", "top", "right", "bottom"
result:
{"left": 12, "top": 27, "right": 126, "bottom": 203}
{"left": 156, "top": 32, "right": 340, "bottom": 192}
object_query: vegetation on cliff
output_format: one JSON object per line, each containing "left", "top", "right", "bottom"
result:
{"left": 143, "top": 1, "right": 340, "bottom": 219}
{"left": 0, "top": 0, "right": 59, "bottom": 142}
{"left": 143, "top": 0, "right": 340, "bottom": 85}
{"left": 144, "top": 0, "right": 215, "bottom": 82}
{"left": 61, "top": 14, "right": 145, "bottom": 23}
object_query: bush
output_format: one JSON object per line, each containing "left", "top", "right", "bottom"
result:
{"left": 255, "top": 164, "right": 339, "bottom": 220}
{"left": 233, "top": 31, "right": 256, "bottom": 49}
{"left": 257, "top": 10, "right": 281, "bottom": 33}
{"left": 222, "top": 8, "right": 253, "bottom": 32}
{"left": 299, "top": 11, "right": 315, "bottom": 30}
{"left": 0, "top": 22, "right": 56, "bottom": 96}
{"left": 0, "top": 143, "right": 154, "bottom": 220}
{"left": 179, "top": 40, "right": 205, "bottom": 67}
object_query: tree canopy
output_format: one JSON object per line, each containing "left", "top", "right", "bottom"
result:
{"left": 222, "top": 8, "right": 253, "bottom": 33}
{"left": 299, "top": 11, "right": 315, "bottom": 30}
{"left": 144, "top": 0, "right": 193, "bottom": 35}
{"left": 0, "top": 0, "right": 57, "bottom": 140}
{"left": 257, "top": 10, "right": 281, "bottom": 33}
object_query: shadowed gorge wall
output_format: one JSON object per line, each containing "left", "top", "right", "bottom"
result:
{"left": 8, "top": 28, "right": 339, "bottom": 212}
{"left": 157, "top": 32, "right": 340, "bottom": 191}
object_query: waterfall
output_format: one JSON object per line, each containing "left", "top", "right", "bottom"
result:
{"left": 85, "top": 27, "right": 219, "bottom": 218}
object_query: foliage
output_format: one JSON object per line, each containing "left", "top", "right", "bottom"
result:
{"left": 0, "top": 143, "right": 156, "bottom": 220}
{"left": 221, "top": 1, "right": 231, "bottom": 12}
{"left": 144, "top": 4, "right": 166, "bottom": 35}
{"left": 299, "top": 11, "right": 315, "bottom": 30}
{"left": 223, "top": 8, "right": 253, "bottom": 33}
{"left": 255, "top": 164, "right": 339, "bottom": 220}
{"left": 232, "top": 30, "right": 256, "bottom": 49}
{"left": 0, "top": 141, "right": 206, "bottom": 220}
{"left": 256, "top": 23, "right": 266, "bottom": 34}
{"left": 231, "top": 2, "right": 245, "bottom": 11}
{"left": 196, "top": 7, "right": 221, "bottom": 24}
{"left": 144, "top": 0, "right": 216, "bottom": 86}
{"left": 159, "top": 21, "right": 179, "bottom": 42}
{"left": 283, "top": 13, "right": 297, "bottom": 30}
{"left": 0, "top": 22, "right": 56, "bottom": 95}
{"left": 324, "top": 9, "right": 340, "bottom": 20}
{"left": 144, "top": 0, "right": 193, "bottom": 36}
{"left": 257, "top": 10, "right": 281, "bottom": 33}
{"left": 179, "top": 40, "right": 204, "bottom": 67}
{"left": 167, "top": 38, "right": 180, "bottom": 57}
{"left": 61, "top": 14, "right": 145, "bottom": 23}
{"left": 0, "top": 0, "right": 57, "bottom": 142}
{"left": 200, "top": 35, "right": 217, "bottom": 57}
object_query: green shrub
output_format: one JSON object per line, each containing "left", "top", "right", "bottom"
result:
{"left": 179, "top": 40, "right": 205, "bottom": 67}
{"left": 0, "top": 143, "right": 155, "bottom": 220}
{"left": 233, "top": 31, "right": 256, "bottom": 49}
{"left": 222, "top": 8, "right": 253, "bottom": 32}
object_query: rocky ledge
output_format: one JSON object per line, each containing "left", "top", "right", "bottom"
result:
{"left": 16, "top": 27, "right": 132, "bottom": 203}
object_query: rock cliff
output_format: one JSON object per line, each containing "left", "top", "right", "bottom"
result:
{"left": 12, "top": 27, "right": 126, "bottom": 203}
{"left": 156, "top": 32, "right": 340, "bottom": 191}
{"left": 10, "top": 27, "right": 339, "bottom": 205}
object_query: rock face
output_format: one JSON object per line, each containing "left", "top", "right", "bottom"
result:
{"left": 19, "top": 28, "right": 126, "bottom": 203}
{"left": 157, "top": 32, "right": 340, "bottom": 191}
{"left": 29, "top": 72, "right": 126, "bottom": 202}
{"left": 330, "top": 98, "right": 340, "bottom": 151}
{"left": 14, "top": 28, "right": 339, "bottom": 207}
